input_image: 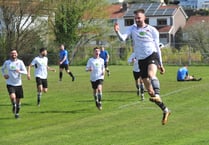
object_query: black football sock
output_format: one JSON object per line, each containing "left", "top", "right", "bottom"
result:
{"left": 68, "top": 72, "right": 74, "bottom": 78}
{"left": 59, "top": 72, "right": 63, "bottom": 80}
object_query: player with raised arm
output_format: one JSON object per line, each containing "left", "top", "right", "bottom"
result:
{"left": 114, "top": 9, "right": 171, "bottom": 125}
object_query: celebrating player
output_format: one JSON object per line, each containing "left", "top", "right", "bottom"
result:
{"left": 1, "top": 49, "right": 27, "bottom": 118}
{"left": 114, "top": 9, "right": 171, "bottom": 125}
{"left": 27, "top": 48, "right": 56, "bottom": 106}
{"left": 86, "top": 47, "right": 105, "bottom": 110}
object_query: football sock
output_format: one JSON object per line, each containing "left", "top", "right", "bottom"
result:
{"left": 136, "top": 84, "right": 139, "bottom": 90}
{"left": 12, "top": 101, "right": 16, "bottom": 113}
{"left": 98, "top": 93, "right": 102, "bottom": 102}
{"left": 68, "top": 72, "right": 74, "bottom": 78}
{"left": 155, "top": 101, "right": 167, "bottom": 111}
{"left": 12, "top": 101, "right": 16, "bottom": 107}
{"left": 151, "top": 77, "right": 167, "bottom": 111}
{"left": 94, "top": 94, "right": 98, "bottom": 102}
{"left": 140, "top": 83, "right": 144, "bottom": 94}
{"left": 59, "top": 72, "right": 63, "bottom": 80}
{"left": 151, "top": 77, "right": 160, "bottom": 95}
{"left": 16, "top": 103, "right": 21, "bottom": 114}
{"left": 37, "top": 92, "right": 42, "bottom": 104}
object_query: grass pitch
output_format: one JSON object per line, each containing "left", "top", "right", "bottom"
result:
{"left": 0, "top": 65, "right": 209, "bottom": 145}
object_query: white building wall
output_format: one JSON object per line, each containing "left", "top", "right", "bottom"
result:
{"left": 149, "top": 16, "right": 171, "bottom": 26}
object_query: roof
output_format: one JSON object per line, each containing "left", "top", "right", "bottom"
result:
{"left": 124, "top": 3, "right": 177, "bottom": 17}
{"left": 185, "top": 15, "right": 209, "bottom": 28}
{"left": 107, "top": 4, "right": 126, "bottom": 19}
{"left": 157, "top": 26, "right": 172, "bottom": 33}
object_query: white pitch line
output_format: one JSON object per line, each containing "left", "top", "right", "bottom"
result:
{"left": 118, "top": 83, "right": 206, "bottom": 109}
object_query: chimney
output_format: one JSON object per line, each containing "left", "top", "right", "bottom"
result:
{"left": 121, "top": 2, "right": 128, "bottom": 11}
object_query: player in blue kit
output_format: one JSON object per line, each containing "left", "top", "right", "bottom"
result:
{"left": 177, "top": 65, "right": 201, "bottom": 81}
{"left": 99, "top": 46, "right": 110, "bottom": 76}
{"left": 59, "top": 44, "right": 75, "bottom": 81}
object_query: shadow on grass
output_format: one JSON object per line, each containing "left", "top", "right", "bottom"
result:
{"left": 106, "top": 90, "right": 136, "bottom": 93}
{"left": 0, "top": 117, "right": 14, "bottom": 120}
{"left": 75, "top": 100, "right": 93, "bottom": 103}
{"left": 75, "top": 98, "right": 134, "bottom": 102}
{"left": 28, "top": 108, "right": 90, "bottom": 114}
{"left": 0, "top": 104, "right": 10, "bottom": 106}
{"left": 0, "top": 103, "right": 33, "bottom": 106}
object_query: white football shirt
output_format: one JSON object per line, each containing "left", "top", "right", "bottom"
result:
{"left": 86, "top": 57, "right": 105, "bottom": 82}
{"left": 128, "top": 53, "right": 140, "bottom": 72}
{"left": 117, "top": 24, "right": 162, "bottom": 65}
{"left": 30, "top": 56, "right": 48, "bottom": 79}
{"left": 1, "top": 59, "right": 27, "bottom": 86}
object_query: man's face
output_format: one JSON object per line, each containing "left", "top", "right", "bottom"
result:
{"left": 41, "top": 50, "right": 47, "bottom": 56}
{"left": 134, "top": 12, "right": 145, "bottom": 26}
{"left": 60, "top": 45, "right": 64, "bottom": 50}
{"left": 10, "top": 50, "right": 18, "bottom": 60}
{"left": 94, "top": 49, "right": 100, "bottom": 57}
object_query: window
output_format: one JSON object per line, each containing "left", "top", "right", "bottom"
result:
{"left": 160, "top": 34, "right": 167, "bottom": 38}
{"left": 157, "top": 19, "right": 167, "bottom": 26}
{"left": 124, "top": 19, "right": 134, "bottom": 26}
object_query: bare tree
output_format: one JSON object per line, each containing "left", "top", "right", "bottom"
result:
{"left": 0, "top": 0, "right": 48, "bottom": 60}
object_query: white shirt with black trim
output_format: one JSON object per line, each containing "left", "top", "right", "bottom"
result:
{"left": 128, "top": 52, "right": 140, "bottom": 72}
{"left": 30, "top": 56, "right": 48, "bottom": 79}
{"left": 117, "top": 24, "right": 162, "bottom": 66}
{"left": 1, "top": 59, "right": 27, "bottom": 86}
{"left": 86, "top": 57, "right": 105, "bottom": 82}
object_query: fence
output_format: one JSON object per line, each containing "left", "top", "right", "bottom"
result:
{"left": 0, "top": 51, "right": 208, "bottom": 66}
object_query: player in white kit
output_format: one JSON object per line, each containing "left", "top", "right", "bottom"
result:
{"left": 27, "top": 48, "right": 56, "bottom": 106}
{"left": 86, "top": 47, "right": 105, "bottom": 110}
{"left": 114, "top": 9, "right": 171, "bottom": 125}
{"left": 1, "top": 49, "right": 27, "bottom": 118}
{"left": 128, "top": 52, "right": 145, "bottom": 100}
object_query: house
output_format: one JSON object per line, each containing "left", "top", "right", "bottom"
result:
{"left": 179, "top": 0, "right": 209, "bottom": 9}
{"left": 185, "top": 15, "right": 209, "bottom": 27}
{"left": 109, "top": 2, "right": 188, "bottom": 47}
{"left": 183, "top": 15, "right": 209, "bottom": 40}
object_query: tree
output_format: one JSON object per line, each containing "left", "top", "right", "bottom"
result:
{"left": 184, "top": 21, "right": 209, "bottom": 60}
{"left": 0, "top": 0, "right": 49, "bottom": 63}
{"left": 53, "top": 0, "right": 110, "bottom": 62}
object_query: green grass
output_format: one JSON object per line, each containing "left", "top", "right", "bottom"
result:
{"left": 1, "top": 65, "right": 209, "bottom": 145}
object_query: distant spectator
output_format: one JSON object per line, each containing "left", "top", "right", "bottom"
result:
{"left": 177, "top": 65, "right": 202, "bottom": 81}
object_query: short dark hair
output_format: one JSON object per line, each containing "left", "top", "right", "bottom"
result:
{"left": 134, "top": 9, "right": 145, "bottom": 15}
{"left": 10, "top": 48, "right": 18, "bottom": 52}
{"left": 9, "top": 48, "right": 18, "bottom": 53}
{"left": 40, "top": 47, "right": 47, "bottom": 53}
{"left": 93, "top": 47, "right": 100, "bottom": 51}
